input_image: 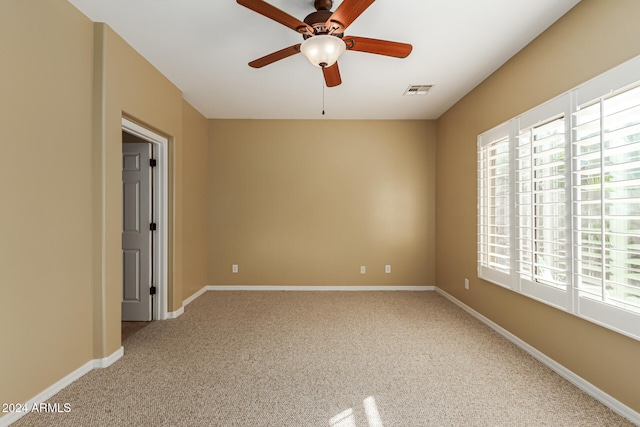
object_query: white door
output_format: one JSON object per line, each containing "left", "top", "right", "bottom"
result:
{"left": 122, "top": 142, "right": 153, "bottom": 321}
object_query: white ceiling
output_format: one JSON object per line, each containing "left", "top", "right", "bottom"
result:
{"left": 68, "top": 0, "right": 580, "bottom": 120}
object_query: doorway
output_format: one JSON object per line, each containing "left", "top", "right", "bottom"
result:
{"left": 121, "top": 118, "right": 168, "bottom": 323}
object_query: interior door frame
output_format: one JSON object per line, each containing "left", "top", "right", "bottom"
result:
{"left": 122, "top": 117, "right": 168, "bottom": 321}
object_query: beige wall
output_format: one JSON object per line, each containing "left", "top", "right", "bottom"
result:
{"left": 208, "top": 120, "right": 436, "bottom": 287}
{"left": 182, "top": 101, "right": 209, "bottom": 300}
{"left": 0, "top": 0, "right": 95, "bottom": 408}
{"left": 436, "top": 0, "right": 640, "bottom": 412}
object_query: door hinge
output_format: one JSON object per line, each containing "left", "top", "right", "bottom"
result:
{"left": 150, "top": 286, "right": 156, "bottom": 295}
{"left": 150, "top": 222, "right": 157, "bottom": 231}
{"left": 150, "top": 159, "right": 157, "bottom": 167}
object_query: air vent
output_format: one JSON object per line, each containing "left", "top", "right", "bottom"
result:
{"left": 403, "top": 85, "right": 433, "bottom": 96}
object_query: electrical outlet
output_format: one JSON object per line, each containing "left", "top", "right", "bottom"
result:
{"left": 360, "top": 266, "right": 366, "bottom": 274}
{"left": 465, "top": 278, "right": 469, "bottom": 290}
{"left": 232, "top": 264, "right": 238, "bottom": 273}
{"left": 385, "top": 265, "right": 391, "bottom": 274}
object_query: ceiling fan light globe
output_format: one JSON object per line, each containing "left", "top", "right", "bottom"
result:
{"left": 300, "top": 35, "right": 346, "bottom": 68}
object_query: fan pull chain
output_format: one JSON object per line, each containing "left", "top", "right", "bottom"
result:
{"left": 322, "top": 70, "right": 326, "bottom": 116}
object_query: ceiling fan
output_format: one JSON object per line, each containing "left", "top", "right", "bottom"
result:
{"left": 236, "top": 0, "right": 413, "bottom": 87}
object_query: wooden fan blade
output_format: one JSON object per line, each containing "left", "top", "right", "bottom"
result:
{"left": 249, "top": 44, "right": 301, "bottom": 68}
{"left": 323, "top": 62, "right": 342, "bottom": 87}
{"left": 326, "top": 0, "right": 375, "bottom": 33}
{"left": 343, "top": 36, "right": 412, "bottom": 58}
{"left": 237, "top": 0, "right": 313, "bottom": 35}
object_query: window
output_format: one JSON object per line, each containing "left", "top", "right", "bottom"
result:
{"left": 517, "top": 116, "right": 568, "bottom": 288}
{"left": 574, "top": 86, "right": 640, "bottom": 314}
{"left": 477, "top": 55, "right": 640, "bottom": 341}
{"left": 478, "top": 131, "right": 511, "bottom": 281}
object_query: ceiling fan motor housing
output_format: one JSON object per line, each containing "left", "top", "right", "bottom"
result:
{"left": 304, "top": 0, "right": 343, "bottom": 38}
{"left": 314, "top": 0, "right": 332, "bottom": 10}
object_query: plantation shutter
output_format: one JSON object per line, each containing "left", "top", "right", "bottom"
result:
{"left": 573, "top": 85, "right": 640, "bottom": 314}
{"left": 573, "top": 84, "right": 640, "bottom": 338}
{"left": 478, "top": 124, "right": 512, "bottom": 287}
{"left": 514, "top": 94, "right": 570, "bottom": 308}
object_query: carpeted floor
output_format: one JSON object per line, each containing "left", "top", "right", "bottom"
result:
{"left": 121, "top": 321, "right": 151, "bottom": 342}
{"left": 13, "top": 291, "right": 634, "bottom": 426}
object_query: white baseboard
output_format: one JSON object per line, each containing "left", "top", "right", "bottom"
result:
{"left": 434, "top": 287, "right": 640, "bottom": 426}
{"left": 205, "top": 285, "right": 435, "bottom": 291}
{"left": 165, "top": 306, "right": 184, "bottom": 319}
{"left": 0, "top": 347, "right": 124, "bottom": 427}
{"left": 93, "top": 346, "right": 123, "bottom": 368}
{"left": 183, "top": 286, "right": 208, "bottom": 307}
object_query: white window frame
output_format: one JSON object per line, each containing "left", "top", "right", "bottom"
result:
{"left": 516, "top": 101, "right": 572, "bottom": 311}
{"left": 477, "top": 54, "right": 640, "bottom": 341}
{"left": 478, "top": 122, "right": 513, "bottom": 288}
